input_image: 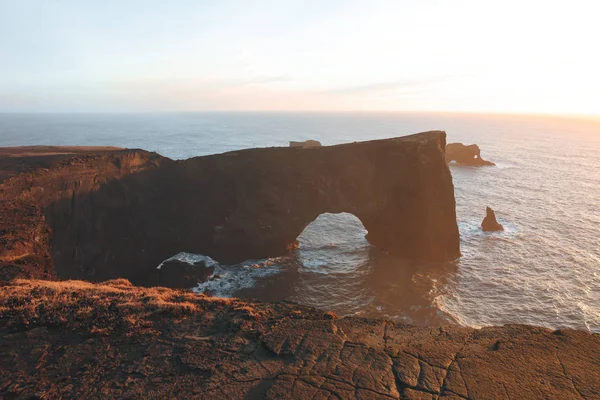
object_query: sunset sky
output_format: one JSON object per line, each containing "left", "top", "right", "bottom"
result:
{"left": 1, "top": 0, "right": 599, "bottom": 115}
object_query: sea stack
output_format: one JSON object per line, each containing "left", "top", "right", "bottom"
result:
{"left": 446, "top": 143, "right": 495, "bottom": 166}
{"left": 481, "top": 206, "right": 504, "bottom": 232}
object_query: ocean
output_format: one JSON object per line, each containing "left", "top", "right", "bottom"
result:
{"left": 1, "top": 111, "right": 599, "bottom": 332}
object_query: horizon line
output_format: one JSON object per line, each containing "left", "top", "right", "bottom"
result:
{"left": 1, "top": 109, "right": 599, "bottom": 121}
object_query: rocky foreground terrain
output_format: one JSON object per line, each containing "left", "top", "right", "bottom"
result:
{"left": 1, "top": 278, "right": 599, "bottom": 399}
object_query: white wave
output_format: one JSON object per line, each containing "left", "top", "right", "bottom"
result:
{"left": 157, "top": 252, "right": 219, "bottom": 270}
{"left": 192, "top": 258, "right": 281, "bottom": 298}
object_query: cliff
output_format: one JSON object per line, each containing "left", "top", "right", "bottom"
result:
{"left": 0, "top": 279, "right": 598, "bottom": 399}
{"left": 0, "top": 147, "right": 168, "bottom": 281}
{"left": 1, "top": 131, "right": 460, "bottom": 284}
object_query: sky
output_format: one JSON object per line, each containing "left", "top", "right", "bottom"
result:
{"left": 1, "top": 0, "right": 599, "bottom": 114}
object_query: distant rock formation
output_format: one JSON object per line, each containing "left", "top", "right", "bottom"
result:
{"left": 289, "top": 140, "right": 321, "bottom": 148}
{"left": 446, "top": 142, "right": 495, "bottom": 166}
{"left": 481, "top": 206, "right": 504, "bottom": 231}
{"left": 0, "top": 131, "right": 460, "bottom": 285}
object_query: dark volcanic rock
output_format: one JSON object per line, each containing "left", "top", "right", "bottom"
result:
{"left": 446, "top": 142, "right": 495, "bottom": 166}
{"left": 481, "top": 206, "right": 504, "bottom": 232}
{"left": 1, "top": 279, "right": 599, "bottom": 399}
{"left": 152, "top": 259, "right": 215, "bottom": 289}
{"left": 0, "top": 147, "right": 169, "bottom": 282}
{"left": 1, "top": 131, "right": 460, "bottom": 284}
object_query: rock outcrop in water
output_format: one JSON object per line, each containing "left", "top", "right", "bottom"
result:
{"left": 0, "top": 131, "right": 460, "bottom": 285}
{"left": 143, "top": 259, "right": 215, "bottom": 289}
{"left": 1, "top": 278, "right": 599, "bottom": 399}
{"left": 289, "top": 139, "right": 321, "bottom": 148}
{"left": 446, "top": 143, "right": 495, "bottom": 166}
{"left": 481, "top": 206, "right": 504, "bottom": 232}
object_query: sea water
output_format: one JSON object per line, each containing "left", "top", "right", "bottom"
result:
{"left": 2, "top": 111, "right": 599, "bottom": 332}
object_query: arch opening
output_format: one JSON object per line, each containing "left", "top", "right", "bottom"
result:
{"left": 295, "top": 213, "right": 371, "bottom": 275}
{"left": 288, "top": 212, "right": 375, "bottom": 314}
{"left": 266, "top": 212, "right": 457, "bottom": 323}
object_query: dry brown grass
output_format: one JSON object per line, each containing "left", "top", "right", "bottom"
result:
{"left": 0, "top": 278, "right": 258, "bottom": 335}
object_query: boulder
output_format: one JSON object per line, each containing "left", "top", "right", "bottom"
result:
{"left": 153, "top": 259, "right": 215, "bottom": 289}
{"left": 446, "top": 142, "right": 495, "bottom": 166}
{"left": 481, "top": 206, "right": 504, "bottom": 232}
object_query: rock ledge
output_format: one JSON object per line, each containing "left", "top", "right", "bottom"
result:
{"left": 0, "top": 279, "right": 598, "bottom": 399}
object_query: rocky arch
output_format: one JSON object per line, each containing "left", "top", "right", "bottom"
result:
{"left": 445, "top": 142, "right": 495, "bottom": 166}
{"left": 0, "top": 131, "right": 460, "bottom": 283}
{"left": 199, "top": 131, "right": 460, "bottom": 266}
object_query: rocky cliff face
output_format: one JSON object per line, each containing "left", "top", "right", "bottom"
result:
{"left": 0, "top": 148, "right": 168, "bottom": 281}
{"left": 1, "top": 131, "right": 459, "bottom": 284}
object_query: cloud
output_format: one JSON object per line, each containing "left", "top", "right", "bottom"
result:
{"left": 229, "top": 75, "right": 293, "bottom": 86}
{"left": 324, "top": 76, "right": 454, "bottom": 94}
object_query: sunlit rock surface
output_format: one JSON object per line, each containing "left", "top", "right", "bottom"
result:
{"left": 1, "top": 279, "right": 598, "bottom": 399}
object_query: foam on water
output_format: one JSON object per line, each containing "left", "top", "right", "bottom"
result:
{"left": 193, "top": 258, "right": 281, "bottom": 298}
{"left": 158, "top": 252, "right": 219, "bottom": 270}
{"left": 154, "top": 252, "right": 281, "bottom": 298}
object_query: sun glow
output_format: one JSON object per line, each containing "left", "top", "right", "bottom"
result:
{"left": 1, "top": 0, "right": 599, "bottom": 115}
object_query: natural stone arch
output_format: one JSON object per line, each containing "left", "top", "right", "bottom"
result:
{"left": 445, "top": 142, "right": 495, "bottom": 166}
{"left": 201, "top": 131, "right": 460, "bottom": 264}
{"left": 0, "top": 131, "right": 461, "bottom": 283}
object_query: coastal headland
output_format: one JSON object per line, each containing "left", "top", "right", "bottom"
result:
{"left": 1, "top": 134, "right": 598, "bottom": 399}
{"left": 1, "top": 132, "right": 459, "bottom": 284}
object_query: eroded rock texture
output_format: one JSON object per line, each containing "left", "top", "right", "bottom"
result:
{"left": 1, "top": 279, "right": 598, "bottom": 399}
{"left": 1, "top": 131, "right": 460, "bottom": 284}
{"left": 446, "top": 143, "right": 495, "bottom": 166}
